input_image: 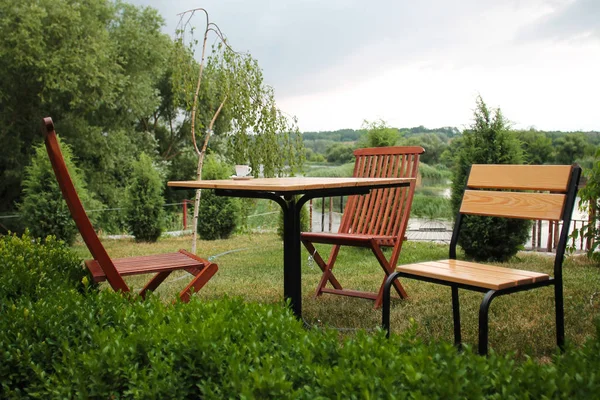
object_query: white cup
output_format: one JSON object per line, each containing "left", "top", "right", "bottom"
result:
{"left": 235, "top": 164, "right": 252, "bottom": 177}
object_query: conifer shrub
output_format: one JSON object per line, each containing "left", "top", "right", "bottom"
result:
{"left": 19, "top": 140, "right": 99, "bottom": 245}
{"left": 125, "top": 153, "right": 165, "bottom": 242}
{"left": 451, "top": 97, "right": 531, "bottom": 261}
{"left": 197, "top": 155, "right": 239, "bottom": 240}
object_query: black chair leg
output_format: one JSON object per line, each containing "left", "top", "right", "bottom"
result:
{"left": 382, "top": 272, "right": 401, "bottom": 338}
{"left": 451, "top": 286, "right": 462, "bottom": 349}
{"left": 478, "top": 290, "right": 497, "bottom": 356}
{"left": 555, "top": 280, "right": 565, "bottom": 351}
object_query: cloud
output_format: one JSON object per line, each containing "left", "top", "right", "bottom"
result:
{"left": 132, "top": 0, "right": 544, "bottom": 95}
{"left": 518, "top": 0, "right": 600, "bottom": 42}
{"left": 128, "top": 0, "right": 600, "bottom": 131}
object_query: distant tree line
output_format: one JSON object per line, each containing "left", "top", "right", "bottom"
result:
{"left": 303, "top": 122, "right": 599, "bottom": 168}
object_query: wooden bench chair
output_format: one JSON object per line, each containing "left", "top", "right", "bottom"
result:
{"left": 382, "top": 164, "right": 581, "bottom": 355}
{"left": 301, "top": 146, "right": 425, "bottom": 308}
{"left": 42, "top": 117, "right": 218, "bottom": 302}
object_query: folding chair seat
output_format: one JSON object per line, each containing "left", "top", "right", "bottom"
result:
{"left": 382, "top": 164, "right": 581, "bottom": 355}
{"left": 301, "top": 146, "right": 424, "bottom": 308}
{"left": 42, "top": 117, "right": 217, "bottom": 302}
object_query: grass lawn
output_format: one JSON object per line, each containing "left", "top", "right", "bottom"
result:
{"left": 71, "top": 232, "right": 600, "bottom": 360}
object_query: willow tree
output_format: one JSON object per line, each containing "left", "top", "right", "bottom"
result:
{"left": 175, "top": 8, "right": 304, "bottom": 252}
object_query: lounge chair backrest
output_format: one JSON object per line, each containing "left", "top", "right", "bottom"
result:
{"left": 41, "top": 117, "right": 129, "bottom": 292}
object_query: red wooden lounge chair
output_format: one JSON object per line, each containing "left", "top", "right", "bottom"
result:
{"left": 301, "top": 146, "right": 425, "bottom": 308}
{"left": 42, "top": 117, "right": 218, "bottom": 302}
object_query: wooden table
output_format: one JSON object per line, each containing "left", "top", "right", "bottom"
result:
{"left": 168, "top": 177, "right": 414, "bottom": 319}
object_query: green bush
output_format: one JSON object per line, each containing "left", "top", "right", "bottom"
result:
{"left": 2, "top": 234, "right": 600, "bottom": 398}
{"left": 125, "top": 153, "right": 164, "bottom": 242}
{"left": 0, "top": 232, "right": 91, "bottom": 302}
{"left": 306, "top": 162, "right": 354, "bottom": 177}
{"left": 451, "top": 97, "right": 530, "bottom": 261}
{"left": 19, "top": 140, "right": 98, "bottom": 245}
{"left": 572, "top": 148, "right": 600, "bottom": 262}
{"left": 361, "top": 119, "right": 399, "bottom": 147}
{"left": 419, "top": 162, "right": 452, "bottom": 185}
{"left": 411, "top": 194, "right": 453, "bottom": 219}
{"left": 197, "top": 190, "right": 239, "bottom": 240}
{"left": 197, "top": 155, "right": 239, "bottom": 240}
{"left": 325, "top": 143, "right": 355, "bottom": 164}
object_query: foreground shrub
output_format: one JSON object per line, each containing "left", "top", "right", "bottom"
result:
{"left": 2, "top": 287, "right": 600, "bottom": 399}
{"left": 0, "top": 232, "right": 90, "bottom": 301}
{"left": 2, "top": 233, "right": 600, "bottom": 398}
{"left": 125, "top": 153, "right": 165, "bottom": 242}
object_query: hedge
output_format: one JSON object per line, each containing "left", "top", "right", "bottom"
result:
{"left": 1, "top": 233, "right": 600, "bottom": 398}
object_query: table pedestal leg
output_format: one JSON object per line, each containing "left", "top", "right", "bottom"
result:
{"left": 282, "top": 195, "right": 302, "bottom": 319}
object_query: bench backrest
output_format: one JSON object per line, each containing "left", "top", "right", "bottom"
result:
{"left": 42, "top": 117, "right": 129, "bottom": 292}
{"left": 452, "top": 164, "right": 581, "bottom": 274}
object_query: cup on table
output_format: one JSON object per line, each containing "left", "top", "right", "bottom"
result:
{"left": 235, "top": 164, "right": 252, "bottom": 177}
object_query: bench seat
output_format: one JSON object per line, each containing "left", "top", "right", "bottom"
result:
{"left": 397, "top": 259, "right": 549, "bottom": 290}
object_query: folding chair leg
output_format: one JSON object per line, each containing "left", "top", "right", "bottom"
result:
{"left": 555, "top": 280, "right": 565, "bottom": 351}
{"left": 178, "top": 263, "right": 218, "bottom": 303}
{"left": 315, "top": 267, "right": 340, "bottom": 297}
{"left": 140, "top": 271, "right": 172, "bottom": 299}
{"left": 478, "top": 290, "right": 497, "bottom": 356}
{"left": 372, "top": 244, "right": 407, "bottom": 308}
{"left": 451, "top": 286, "right": 462, "bottom": 349}
{"left": 302, "top": 241, "right": 343, "bottom": 296}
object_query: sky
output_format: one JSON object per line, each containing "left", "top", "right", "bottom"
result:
{"left": 128, "top": 0, "right": 600, "bottom": 132}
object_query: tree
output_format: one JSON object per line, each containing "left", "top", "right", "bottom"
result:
{"left": 517, "top": 129, "right": 555, "bottom": 165}
{"left": 19, "top": 139, "right": 98, "bottom": 245}
{"left": 401, "top": 133, "right": 448, "bottom": 165}
{"left": 0, "top": 0, "right": 179, "bottom": 234}
{"left": 125, "top": 153, "right": 165, "bottom": 242}
{"left": 325, "top": 143, "right": 355, "bottom": 164}
{"left": 359, "top": 119, "right": 400, "bottom": 148}
{"left": 451, "top": 96, "right": 530, "bottom": 261}
{"left": 174, "top": 8, "right": 304, "bottom": 252}
{"left": 0, "top": 0, "right": 117, "bottom": 212}
{"left": 554, "top": 133, "right": 591, "bottom": 165}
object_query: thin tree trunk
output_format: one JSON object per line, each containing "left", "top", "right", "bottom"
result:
{"left": 191, "top": 97, "right": 227, "bottom": 254}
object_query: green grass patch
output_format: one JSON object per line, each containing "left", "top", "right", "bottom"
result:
{"left": 71, "top": 233, "right": 600, "bottom": 360}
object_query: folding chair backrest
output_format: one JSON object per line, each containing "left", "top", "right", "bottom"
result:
{"left": 455, "top": 164, "right": 581, "bottom": 273}
{"left": 339, "top": 146, "right": 425, "bottom": 248}
{"left": 41, "top": 117, "right": 129, "bottom": 292}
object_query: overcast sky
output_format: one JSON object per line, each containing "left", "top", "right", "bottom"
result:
{"left": 129, "top": 0, "right": 599, "bottom": 132}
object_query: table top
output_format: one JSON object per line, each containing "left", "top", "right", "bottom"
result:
{"left": 168, "top": 177, "right": 413, "bottom": 192}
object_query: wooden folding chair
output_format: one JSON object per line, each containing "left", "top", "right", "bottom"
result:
{"left": 42, "top": 117, "right": 218, "bottom": 302}
{"left": 382, "top": 164, "right": 581, "bottom": 355}
{"left": 301, "top": 146, "right": 425, "bottom": 308}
